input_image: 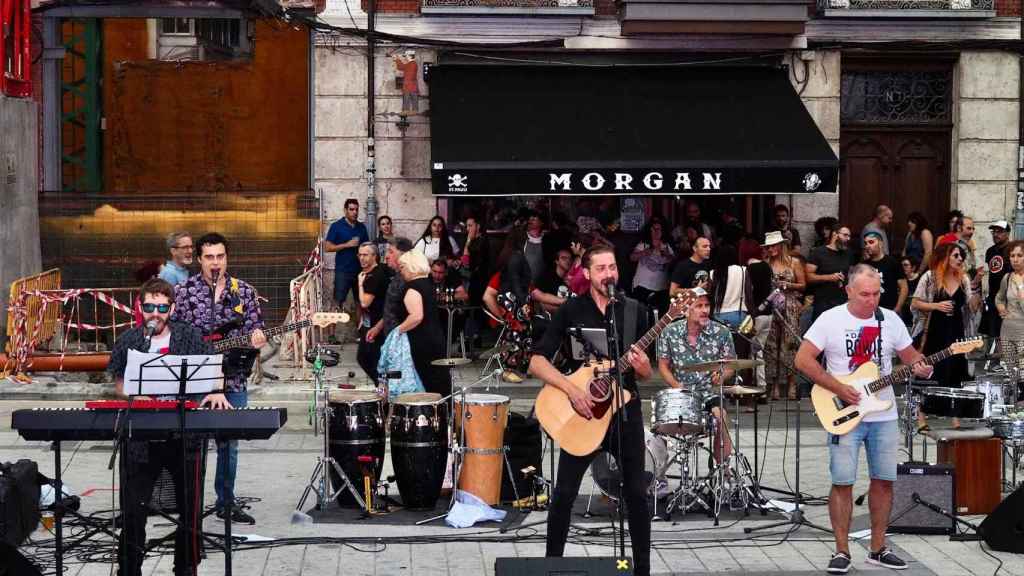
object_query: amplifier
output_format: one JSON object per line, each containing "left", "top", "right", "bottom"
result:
{"left": 496, "top": 557, "right": 632, "bottom": 575}
{"left": 889, "top": 462, "right": 955, "bottom": 535}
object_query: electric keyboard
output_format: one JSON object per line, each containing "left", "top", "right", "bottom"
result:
{"left": 11, "top": 407, "right": 288, "bottom": 442}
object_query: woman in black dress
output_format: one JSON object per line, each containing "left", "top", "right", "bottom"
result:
{"left": 911, "top": 242, "right": 977, "bottom": 428}
{"left": 396, "top": 250, "right": 449, "bottom": 396}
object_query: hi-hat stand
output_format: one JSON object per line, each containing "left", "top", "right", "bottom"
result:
{"left": 293, "top": 346, "right": 367, "bottom": 520}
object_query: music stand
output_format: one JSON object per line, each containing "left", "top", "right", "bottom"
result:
{"left": 121, "top": 352, "right": 241, "bottom": 575}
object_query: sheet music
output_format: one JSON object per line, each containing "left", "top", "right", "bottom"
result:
{"left": 125, "top": 350, "right": 224, "bottom": 396}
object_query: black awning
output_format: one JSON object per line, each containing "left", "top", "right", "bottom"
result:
{"left": 429, "top": 65, "right": 838, "bottom": 196}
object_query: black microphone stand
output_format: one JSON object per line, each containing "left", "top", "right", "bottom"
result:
{"left": 745, "top": 305, "right": 831, "bottom": 536}
{"left": 602, "top": 283, "right": 629, "bottom": 566}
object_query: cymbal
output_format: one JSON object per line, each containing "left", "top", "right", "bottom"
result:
{"left": 678, "top": 358, "right": 765, "bottom": 372}
{"left": 722, "top": 385, "right": 765, "bottom": 397}
{"left": 431, "top": 357, "right": 473, "bottom": 367}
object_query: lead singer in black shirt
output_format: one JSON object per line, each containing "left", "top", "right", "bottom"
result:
{"left": 529, "top": 245, "right": 653, "bottom": 576}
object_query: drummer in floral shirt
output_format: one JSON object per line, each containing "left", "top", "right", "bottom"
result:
{"left": 656, "top": 289, "right": 735, "bottom": 463}
{"left": 172, "top": 232, "right": 265, "bottom": 525}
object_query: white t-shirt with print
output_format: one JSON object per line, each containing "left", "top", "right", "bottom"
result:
{"left": 803, "top": 305, "right": 912, "bottom": 422}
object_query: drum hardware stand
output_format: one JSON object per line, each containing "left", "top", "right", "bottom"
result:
{"left": 292, "top": 348, "right": 366, "bottom": 522}
{"left": 745, "top": 307, "right": 832, "bottom": 536}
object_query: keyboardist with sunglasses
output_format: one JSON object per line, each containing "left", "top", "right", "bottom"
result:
{"left": 106, "top": 277, "right": 229, "bottom": 576}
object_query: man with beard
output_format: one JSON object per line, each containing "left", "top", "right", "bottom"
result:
{"left": 670, "top": 236, "right": 712, "bottom": 296}
{"left": 357, "top": 242, "right": 389, "bottom": 383}
{"left": 529, "top": 245, "right": 654, "bottom": 576}
{"left": 983, "top": 220, "right": 1011, "bottom": 338}
{"left": 806, "top": 225, "right": 853, "bottom": 321}
{"left": 772, "top": 204, "right": 802, "bottom": 254}
{"left": 862, "top": 232, "right": 907, "bottom": 313}
{"left": 108, "top": 278, "right": 230, "bottom": 576}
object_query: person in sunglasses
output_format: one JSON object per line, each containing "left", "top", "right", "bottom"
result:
{"left": 106, "top": 277, "right": 230, "bottom": 576}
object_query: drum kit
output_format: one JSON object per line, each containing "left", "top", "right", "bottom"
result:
{"left": 293, "top": 343, "right": 521, "bottom": 518}
{"left": 908, "top": 362, "right": 1024, "bottom": 487}
{"left": 586, "top": 357, "right": 770, "bottom": 524}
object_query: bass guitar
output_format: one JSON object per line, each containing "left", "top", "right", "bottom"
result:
{"left": 811, "top": 337, "right": 983, "bottom": 435}
{"left": 207, "top": 312, "right": 349, "bottom": 352}
{"left": 534, "top": 291, "right": 696, "bottom": 457}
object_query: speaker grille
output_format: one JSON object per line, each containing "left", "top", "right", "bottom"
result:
{"left": 890, "top": 462, "right": 955, "bottom": 535}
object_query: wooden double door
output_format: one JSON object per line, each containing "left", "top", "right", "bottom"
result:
{"left": 839, "top": 128, "right": 951, "bottom": 254}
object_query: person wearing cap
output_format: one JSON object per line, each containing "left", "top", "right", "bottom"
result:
{"left": 394, "top": 50, "right": 419, "bottom": 115}
{"left": 983, "top": 220, "right": 1011, "bottom": 338}
{"left": 862, "top": 232, "right": 907, "bottom": 313}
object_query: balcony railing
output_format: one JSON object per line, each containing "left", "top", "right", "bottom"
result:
{"left": 421, "top": 0, "right": 594, "bottom": 14}
{"left": 818, "top": 0, "right": 994, "bottom": 15}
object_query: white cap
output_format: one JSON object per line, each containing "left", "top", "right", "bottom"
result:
{"left": 404, "top": 49, "right": 415, "bottom": 57}
{"left": 989, "top": 220, "right": 1010, "bottom": 230}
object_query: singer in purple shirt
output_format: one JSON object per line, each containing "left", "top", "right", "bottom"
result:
{"left": 171, "top": 232, "right": 265, "bottom": 525}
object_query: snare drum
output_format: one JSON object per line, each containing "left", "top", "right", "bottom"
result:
{"left": 454, "top": 393, "right": 510, "bottom": 505}
{"left": 990, "top": 416, "right": 1024, "bottom": 441}
{"left": 390, "top": 393, "right": 449, "bottom": 509}
{"left": 651, "top": 388, "right": 704, "bottom": 436}
{"left": 920, "top": 387, "right": 986, "bottom": 420}
{"left": 327, "top": 390, "right": 386, "bottom": 507}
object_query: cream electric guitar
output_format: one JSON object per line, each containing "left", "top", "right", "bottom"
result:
{"left": 811, "top": 337, "right": 983, "bottom": 435}
{"left": 534, "top": 291, "right": 696, "bottom": 457}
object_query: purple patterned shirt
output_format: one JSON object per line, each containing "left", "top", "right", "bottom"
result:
{"left": 171, "top": 273, "right": 264, "bottom": 392}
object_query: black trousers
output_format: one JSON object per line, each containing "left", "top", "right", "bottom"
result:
{"left": 119, "top": 439, "right": 204, "bottom": 576}
{"left": 357, "top": 326, "right": 382, "bottom": 383}
{"left": 546, "top": 397, "right": 650, "bottom": 576}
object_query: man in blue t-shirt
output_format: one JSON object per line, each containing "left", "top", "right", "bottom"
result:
{"left": 325, "top": 198, "right": 369, "bottom": 315}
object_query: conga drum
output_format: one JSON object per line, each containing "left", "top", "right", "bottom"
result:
{"left": 454, "top": 393, "right": 510, "bottom": 505}
{"left": 327, "top": 390, "right": 385, "bottom": 507}
{"left": 390, "top": 392, "right": 449, "bottom": 509}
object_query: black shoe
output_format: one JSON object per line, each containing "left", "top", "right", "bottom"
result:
{"left": 867, "top": 547, "right": 907, "bottom": 570}
{"left": 827, "top": 552, "right": 851, "bottom": 574}
{"left": 216, "top": 507, "right": 256, "bottom": 525}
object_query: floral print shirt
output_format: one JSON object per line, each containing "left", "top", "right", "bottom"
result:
{"left": 656, "top": 320, "right": 735, "bottom": 399}
{"left": 171, "top": 273, "right": 264, "bottom": 392}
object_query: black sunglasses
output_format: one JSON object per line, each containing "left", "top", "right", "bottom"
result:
{"left": 141, "top": 303, "right": 171, "bottom": 313}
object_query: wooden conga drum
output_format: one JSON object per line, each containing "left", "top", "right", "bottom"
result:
{"left": 454, "top": 393, "right": 510, "bottom": 505}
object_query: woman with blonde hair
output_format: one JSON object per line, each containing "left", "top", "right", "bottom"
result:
{"left": 396, "top": 250, "right": 447, "bottom": 395}
{"left": 763, "top": 231, "right": 806, "bottom": 401}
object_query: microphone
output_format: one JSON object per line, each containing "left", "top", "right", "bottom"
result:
{"left": 757, "top": 288, "right": 783, "bottom": 314}
{"left": 604, "top": 279, "right": 619, "bottom": 301}
{"left": 210, "top": 268, "right": 221, "bottom": 286}
{"left": 143, "top": 319, "right": 158, "bottom": 337}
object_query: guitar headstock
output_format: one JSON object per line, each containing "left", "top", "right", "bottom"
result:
{"left": 949, "top": 337, "right": 984, "bottom": 356}
{"left": 310, "top": 312, "right": 350, "bottom": 327}
{"left": 665, "top": 290, "right": 698, "bottom": 321}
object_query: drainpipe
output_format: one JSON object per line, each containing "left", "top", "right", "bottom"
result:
{"left": 364, "top": 0, "right": 379, "bottom": 241}
{"left": 1016, "top": 12, "right": 1024, "bottom": 240}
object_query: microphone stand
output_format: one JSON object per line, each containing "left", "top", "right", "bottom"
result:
{"left": 744, "top": 305, "right": 831, "bottom": 536}
{"left": 602, "top": 283, "right": 628, "bottom": 566}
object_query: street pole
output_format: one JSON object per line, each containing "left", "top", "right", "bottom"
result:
{"left": 365, "top": 0, "right": 378, "bottom": 241}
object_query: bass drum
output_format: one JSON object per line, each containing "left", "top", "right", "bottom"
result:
{"left": 590, "top": 431, "right": 670, "bottom": 502}
{"left": 327, "top": 390, "right": 386, "bottom": 508}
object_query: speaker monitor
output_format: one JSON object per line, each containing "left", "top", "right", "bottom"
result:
{"left": 495, "top": 557, "right": 632, "bottom": 575}
{"left": 979, "top": 484, "right": 1024, "bottom": 554}
{"left": 889, "top": 462, "right": 955, "bottom": 535}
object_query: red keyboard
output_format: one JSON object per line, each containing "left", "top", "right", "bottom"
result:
{"left": 85, "top": 400, "right": 199, "bottom": 410}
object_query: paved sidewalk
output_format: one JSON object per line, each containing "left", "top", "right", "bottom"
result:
{"left": 3, "top": 349, "right": 1024, "bottom": 575}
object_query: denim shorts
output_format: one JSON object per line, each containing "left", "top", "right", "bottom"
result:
{"left": 828, "top": 419, "right": 899, "bottom": 485}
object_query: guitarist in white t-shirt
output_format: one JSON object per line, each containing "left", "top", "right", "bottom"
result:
{"left": 796, "top": 264, "right": 933, "bottom": 574}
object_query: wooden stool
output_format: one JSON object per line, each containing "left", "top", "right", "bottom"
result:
{"left": 929, "top": 428, "right": 1001, "bottom": 515}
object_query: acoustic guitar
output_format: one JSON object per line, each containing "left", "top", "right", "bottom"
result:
{"left": 534, "top": 291, "right": 696, "bottom": 457}
{"left": 811, "top": 337, "right": 983, "bottom": 435}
